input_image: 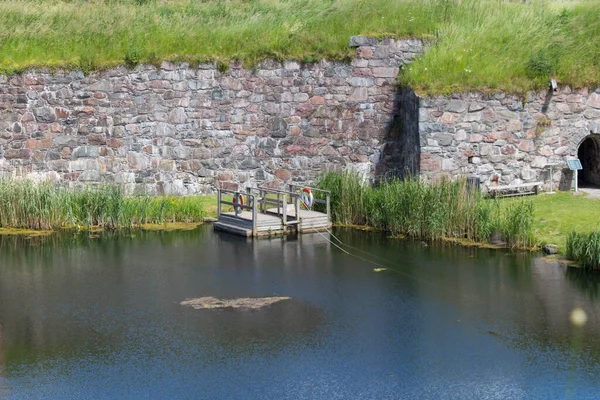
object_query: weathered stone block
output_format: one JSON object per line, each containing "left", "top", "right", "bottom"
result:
{"left": 34, "top": 107, "right": 56, "bottom": 123}
{"left": 349, "top": 36, "right": 378, "bottom": 47}
{"left": 168, "top": 107, "right": 187, "bottom": 124}
{"left": 372, "top": 67, "right": 399, "bottom": 78}
{"left": 72, "top": 146, "right": 99, "bottom": 158}
{"left": 445, "top": 100, "right": 467, "bottom": 113}
{"left": 586, "top": 93, "right": 600, "bottom": 109}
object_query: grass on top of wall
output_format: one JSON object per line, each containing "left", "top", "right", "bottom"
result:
{"left": 0, "top": 0, "right": 436, "bottom": 75}
{"left": 402, "top": 0, "right": 600, "bottom": 95}
{"left": 0, "top": 179, "right": 206, "bottom": 230}
{"left": 0, "top": 0, "right": 599, "bottom": 94}
{"left": 316, "top": 171, "right": 535, "bottom": 249}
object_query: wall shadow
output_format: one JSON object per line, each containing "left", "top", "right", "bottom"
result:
{"left": 377, "top": 85, "right": 420, "bottom": 182}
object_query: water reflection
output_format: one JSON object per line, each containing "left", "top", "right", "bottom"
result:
{"left": 566, "top": 266, "right": 600, "bottom": 301}
{"left": 1, "top": 227, "right": 600, "bottom": 398}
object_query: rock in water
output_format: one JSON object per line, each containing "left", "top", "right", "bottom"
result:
{"left": 543, "top": 244, "right": 559, "bottom": 254}
{"left": 180, "top": 296, "right": 290, "bottom": 310}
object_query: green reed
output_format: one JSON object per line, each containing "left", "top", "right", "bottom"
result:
{"left": 567, "top": 231, "right": 600, "bottom": 270}
{"left": 0, "top": 179, "right": 205, "bottom": 230}
{"left": 317, "top": 171, "right": 535, "bottom": 248}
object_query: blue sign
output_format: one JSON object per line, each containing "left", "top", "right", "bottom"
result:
{"left": 567, "top": 159, "right": 582, "bottom": 170}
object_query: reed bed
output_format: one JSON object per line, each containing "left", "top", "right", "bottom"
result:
{"left": 317, "top": 171, "right": 535, "bottom": 248}
{"left": 566, "top": 231, "right": 600, "bottom": 270}
{"left": 0, "top": 180, "right": 205, "bottom": 230}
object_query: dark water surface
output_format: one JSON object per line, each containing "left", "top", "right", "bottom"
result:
{"left": 1, "top": 226, "right": 600, "bottom": 399}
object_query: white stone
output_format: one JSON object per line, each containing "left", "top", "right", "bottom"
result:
{"left": 531, "top": 156, "right": 547, "bottom": 168}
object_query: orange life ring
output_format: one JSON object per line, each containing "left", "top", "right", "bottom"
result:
{"left": 232, "top": 193, "right": 244, "bottom": 215}
{"left": 301, "top": 187, "right": 314, "bottom": 209}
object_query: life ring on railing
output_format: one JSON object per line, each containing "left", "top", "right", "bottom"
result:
{"left": 301, "top": 187, "right": 314, "bottom": 209}
{"left": 232, "top": 192, "right": 244, "bottom": 215}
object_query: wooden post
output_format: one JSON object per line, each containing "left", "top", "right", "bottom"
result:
{"left": 295, "top": 195, "right": 300, "bottom": 232}
{"left": 283, "top": 193, "right": 287, "bottom": 225}
{"left": 217, "top": 189, "right": 221, "bottom": 218}
{"left": 326, "top": 191, "right": 330, "bottom": 221}
{"left": 252, "top": 194, "right": 257, "bottom": 237}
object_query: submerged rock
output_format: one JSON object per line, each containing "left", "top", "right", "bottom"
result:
{"left": 180, "top": 296, "right": 290, "bottom": 310}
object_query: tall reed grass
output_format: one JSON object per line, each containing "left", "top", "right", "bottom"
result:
{"left": 0, "top": 179, "right": 205, "bottom": 230}
{"left": 566, "top": 231, "right": 600, "bottom": 270}
{"left": 317, "top": 171, "right": 535, "bottom": 248}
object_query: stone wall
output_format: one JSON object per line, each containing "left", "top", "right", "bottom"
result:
{"left": 0, "top": 37, "right": 423, "bottom": 195}
{"left": 416, "top": 88, "right": 600, "bottom": 190}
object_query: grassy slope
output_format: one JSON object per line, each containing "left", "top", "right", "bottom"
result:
{"left": 403, "top": 1, "right": 600, "bottom": 94}
{"left": 0, "top": 1, "right": 598, "bottom": 93}
{"left": 0, "top": 0, "right": 434, "bottom": 73}
{"left": 500, "top": 191, "right": 600, "bottom": 252}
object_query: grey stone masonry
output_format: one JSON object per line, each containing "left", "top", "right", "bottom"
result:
{"left": 416, "top": 88, "right": 600, "bottom": 191}
{"left": 0, "top": 37, "right": 423, "bottom": 195}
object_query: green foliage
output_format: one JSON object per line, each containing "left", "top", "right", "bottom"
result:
{"left": 0, "top": 179, "right": 205, "bottom": 230}
{"left": 525, "top": 50, "right": 555, "bottom": 80}
{"left": 124, "top": 48, "right": 142, "bottom": 69}
{"left": 317, "top": 171, "right": 535, "bottom": 248}
{"left": 567, "top": 231, "right": 600, "bottom": 270}
{"left": 0, "top": 0, "right": 597, "bottom": 92}
{"left": 402, "top": 0, "right": 600, "bottom": 94}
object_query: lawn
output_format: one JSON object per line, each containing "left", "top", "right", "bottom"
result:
{"left": 0, "top": 0, "right": 598, "bottom": 94}
{"left": 500, "top": 191, "right": 600, "bottom": 252}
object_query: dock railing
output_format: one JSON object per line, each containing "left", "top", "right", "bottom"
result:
{"left": 217, "top": 188, "right": 258, "bottom": 234}
{"left": 287, "top": 184, "right": 331, "bottom": 221}
{"left": 249, "top": 186, "right": 301, "bottom": 226}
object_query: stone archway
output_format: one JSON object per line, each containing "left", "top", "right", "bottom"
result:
{"left": 577, "top": 134, "right": 600, "bottom": 186}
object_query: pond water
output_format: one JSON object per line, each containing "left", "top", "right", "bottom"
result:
{"left": 1, "top": 226, "right": 600, "bottom": 399}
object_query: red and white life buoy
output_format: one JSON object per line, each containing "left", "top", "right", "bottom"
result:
{"left": 301, "top": 187, "right": 314, "bottom": 209}
{"left": 232, "top": 192, "right": 244, "bottom": 215}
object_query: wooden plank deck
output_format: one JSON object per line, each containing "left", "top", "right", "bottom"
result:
{"left": 214, "top": 187, "right": 331, "bottom": 237}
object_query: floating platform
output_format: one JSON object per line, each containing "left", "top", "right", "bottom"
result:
{"left": 214, "top": 186, "right": 332, "bottom": 237}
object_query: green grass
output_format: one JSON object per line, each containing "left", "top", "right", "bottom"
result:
{"left": 0, "top": 0, "right": 436, "bottom": 74}
{"left": 403, "top": 0, "right": 600, "bottom": 94}
{"left": 0, "top": 179, "right": 206, "bottom": 230}
{"left": 0, "top": 0, "right": 598, "bottom": 93}
{"left": 500, "top": 192, "right": 600, "bottom": 252}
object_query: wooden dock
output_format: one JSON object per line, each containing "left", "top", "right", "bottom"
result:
{"left": 214, "top": 184, "right": 332, "bottom": 237}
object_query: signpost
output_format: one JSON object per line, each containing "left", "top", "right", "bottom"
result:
{"left": 567, "top": 159, "right": 583, "bottom": 193}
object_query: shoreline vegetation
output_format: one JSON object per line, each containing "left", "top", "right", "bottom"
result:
{"left": 316, "top": 171, "right": 600, "bottom": 269}
{"left": 0, "top": 179, "right": 206, "bottom": 231}
{"left": 316, "top": 171, "right": 535, "bottom": 249}
{"left": 2, "top": 175, "right": 600, "bottom": 268}
{"left": 0, "top": 0, "right": 595, "bottom": 94}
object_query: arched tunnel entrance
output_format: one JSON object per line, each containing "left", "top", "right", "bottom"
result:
{"left": 577, "top": 134, "right": 600, "bottom": 186}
